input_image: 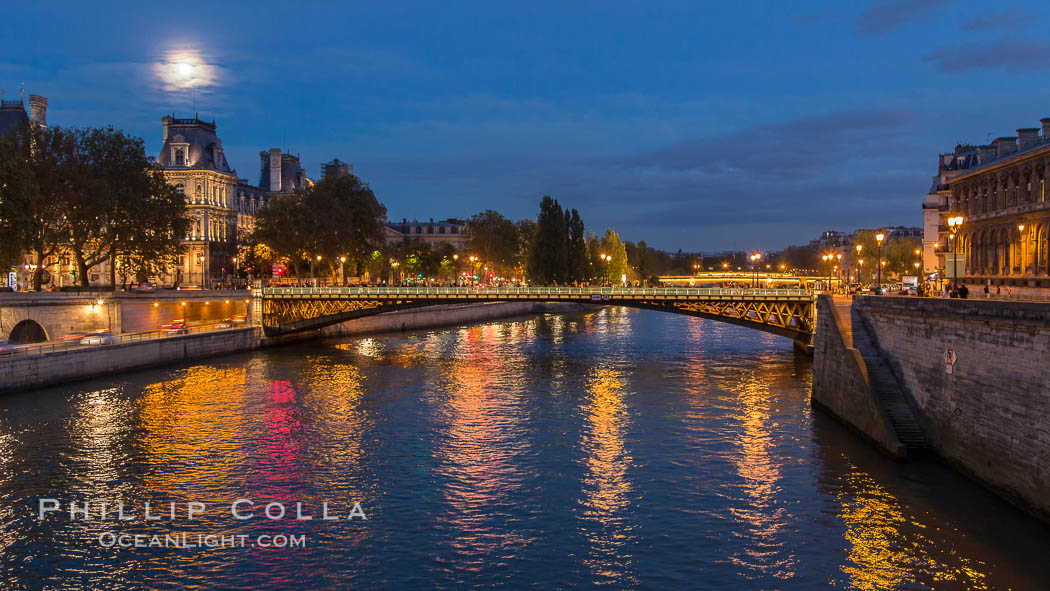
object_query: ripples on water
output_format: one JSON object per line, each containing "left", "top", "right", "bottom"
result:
{"left": 1, "top": 307, "right": 1048, "bottom": 589}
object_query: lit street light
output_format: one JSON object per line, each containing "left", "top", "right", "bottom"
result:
{"left": 947, "top": 216, "right": 964, "bottom": 292}
{"left": 875, "top": 232, "right": 885, "bottom": 290}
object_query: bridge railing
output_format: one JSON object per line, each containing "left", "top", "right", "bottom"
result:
{"left": 260, "top": 286, "right": 814, "bottom": 297}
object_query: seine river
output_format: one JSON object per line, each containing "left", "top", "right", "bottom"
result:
{"left": 1, "top": 307, "right": 1049, "bottom": 590}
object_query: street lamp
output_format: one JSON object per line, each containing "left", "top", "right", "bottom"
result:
{"left": 875, "top": 232, "right": 885, "bottom": 288}
{"left": 947, "top": 216, "right": 963, "bottom": 287}
{"left": 1018, "top": 224, "right": 1027, "bottom": 276}
{"left": 196, "top": 252, "right": 206, "bottom": 289}
{"left": 339, "top": 255, "right": 347, "bottom": 286}
{"left": 857, "top": 259, "right": 864, "bottom": 284}
{"left": 749, "top": 252, "right": 761, "bottom": 287}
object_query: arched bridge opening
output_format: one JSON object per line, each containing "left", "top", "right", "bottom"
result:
{"left": 257, "top": 287, "right": 816, "bottom": 347}
{"left": 8, "top": 319, "right": 49, "bottom": 344}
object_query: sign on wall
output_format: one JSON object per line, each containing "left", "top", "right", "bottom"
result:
{"left": 945, "top": 348, "right": 957, "bottom": 374}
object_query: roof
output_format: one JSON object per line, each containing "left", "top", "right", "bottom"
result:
{"left": 0, "top": 100, "right": 28, "bottom": 137}
{"left": 157, "top": 116, "right": 234, "bottom": 174}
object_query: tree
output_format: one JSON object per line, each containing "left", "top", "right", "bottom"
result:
{"left": 566, "top": 208, "right": 588, "bottom": 284}
{"left": 0, "top": 123, "right": 77, "bottom": 290}
{"left": 526, "top": 196, "right": 568, "bottom": 284}
{"left": 252, "top": 194, "right": 312, "bottom": 279}
{"left": 515, "top": 218, "right": 537, "bottom": 280}
{"left": 465, "top": 210, "right": 519, "bottom": 277}
{"left": 306, "top": 174, "right": 387, "bottom": 278}
{"left": 599, "top": 229, "right": 629, "bottom": 283}
{"left": 69, "top": 127, "right": 188, "bottom": 287}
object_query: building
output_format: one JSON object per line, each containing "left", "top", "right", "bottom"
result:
{"left": 385, "top": 218, "right": 467, "bottom": 251}
{"left": 932, "top": 118, "right": 1050, "bottom": 289}
{"left": 156, "top": 115, "right": 317, "bottom": 287}
{"left": 321, "top": 158, "right": 352, "bottom": 179}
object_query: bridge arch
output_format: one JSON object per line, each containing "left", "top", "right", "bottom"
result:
{"left": 257, "top": 286, "right": 816, "bottom": 347}
{"left": 8, "top": 319, "right": 48, "bottom": 344}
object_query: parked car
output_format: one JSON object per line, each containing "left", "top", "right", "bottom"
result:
{"left": 80, "top": 330, "right": 114, "bottom": 345}
{"left": 162, "top": 319, "right": 188, "bottom": 334}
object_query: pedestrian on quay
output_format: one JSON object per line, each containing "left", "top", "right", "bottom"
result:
{"left": 958, "top": 283, "right": 969, "bottom": 299}
{"left": 984, "top": 284, "right": 990, "bottom": 298}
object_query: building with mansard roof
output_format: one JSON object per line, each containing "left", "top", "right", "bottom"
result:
{"left": 926, "top": 118, "right": 1050, "bottom": 292}
{"left": 156, "top": 115, "right": 316, "bottom": 287}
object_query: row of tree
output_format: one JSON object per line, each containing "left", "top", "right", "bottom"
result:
{"left": 249, "top": 174, "right": 388, "bottom": 278}
{"left": 0, "top": 123, "right": 187, "bottom": 290}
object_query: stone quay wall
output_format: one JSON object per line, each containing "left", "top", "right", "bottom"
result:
{"left": 853, "top": 295, "right": 1050, "bottom": 522}
{"left": 0, "top": 328, "right": 259, "bottom": 394}
{"left": 811, "top": 295, "right": 906, "bottom": 458}
{"left": 1, "top": 301, "right": 580, "bottom": 395}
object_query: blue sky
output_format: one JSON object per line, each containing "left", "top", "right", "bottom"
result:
{"left": 4, "top": 0, "right": 1050, "bottom": 251}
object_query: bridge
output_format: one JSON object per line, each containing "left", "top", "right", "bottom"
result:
{"left": 256, "top": 286, "right": 817, "bottom": 347}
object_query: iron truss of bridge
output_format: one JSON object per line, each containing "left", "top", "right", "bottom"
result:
{"left": 257, "top": 286, "right": 817, "bottom": 344}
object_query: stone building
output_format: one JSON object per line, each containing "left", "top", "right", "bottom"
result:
{"left": 156, "top": 115, "right": 314, "bottom": 287}
{"left": 385, "top": 218, "right": 467, "bottom": 251}
{"left": 933, "top": 118, "right": 1050, "bottom": 289}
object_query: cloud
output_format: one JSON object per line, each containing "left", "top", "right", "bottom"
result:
{"left": 924, "top": 38, "right": 1050, "bottom": 73}
{"left": 857, "top": 0, "right": 956, "bottom": 35}
{"left": 960, "top": 7, "right": 1033, "bottom": 32}
{"left": 623, "top": 106, "right": 919, "bottom": 180}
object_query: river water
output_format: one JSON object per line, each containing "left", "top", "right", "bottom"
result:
{"left": 1, "top": 307, "right": 1048, "bottom": 590}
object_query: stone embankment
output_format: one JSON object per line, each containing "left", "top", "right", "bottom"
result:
{"left": 815, "top": 294, "right": 1050, "bottom": 523}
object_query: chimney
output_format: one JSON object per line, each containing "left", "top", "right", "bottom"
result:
{"left": 161, "top": 115, "right": 172, "bottom": 141}
{"left": 1017, "top": 128, "right": 1040, "bottom": 150}
{"left": 27, "top": 94, "right": 47, "bottom": 125}
{"left": 1042, "top": 118, "right": 1050, "bottom": 142}
{"left": 269, "top": 148, "right": 282, "bottom": 192}
{"left": 993, "top": 136, "right": 1017, "bottom": 159}
{"left": 977, "top": 145, "right": 996, "bottom": 164}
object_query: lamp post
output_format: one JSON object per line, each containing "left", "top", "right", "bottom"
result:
{"left": 875, "top": 232, "right": 885, "bottom": 288}
{"left": 231, "top": 256, "right": 238, "bottom": 288}
{"left": 821, "top": 254, "right": 829, "bottom": 291}
{"left": 749, "top": 252, "right": 761, "bottom": 287}
{"left": 1018, "top": 224, "right": 1027, "bottom": 276}
{"left": 947, "top": 216, "right": 963, "bottom": 287}
{"left": 339, "top": 256, "right": 346, "bottom": 286}
{"left": 855, "top": 244, "right": 863, "bottom": 286}
{"left": 196, "top": 252, "right": 206, "bottom": 289}
{"left": 468, "top": 255, "right": 478, "bottom": 285}
{"left": 857, "top": 259, "right": 864, "bottom": 284}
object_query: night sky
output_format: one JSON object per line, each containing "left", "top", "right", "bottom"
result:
{"left": 4, "top": 1, "right": 1050, "bottom": 251}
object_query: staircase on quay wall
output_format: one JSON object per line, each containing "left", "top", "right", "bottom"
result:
{"left": 835, "top": 298, "right": 928, "bottom": 453}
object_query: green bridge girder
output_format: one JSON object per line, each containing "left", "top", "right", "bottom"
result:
{"left": 257, "top": 286, "right": 817, "bottom": 344}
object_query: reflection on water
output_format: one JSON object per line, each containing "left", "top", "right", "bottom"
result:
{"left": 580, "top": 365, "right": 635, "bottom": 586}
{"left": 0, "top": 307, "right": 1049, "bottom": 589}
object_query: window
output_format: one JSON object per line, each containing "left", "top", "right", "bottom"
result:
{"left": 174, "top": 183, "right": 185, "bottom": 196}
{"left": 174, "top": 148, "right": 185, "bottom": 166}
{"left": 195, "top": 185, "right": 203, "bottom": 203}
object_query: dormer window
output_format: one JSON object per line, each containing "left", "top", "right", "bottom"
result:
{"left": 170, "top": 139, "right": 190, "bottom": 167}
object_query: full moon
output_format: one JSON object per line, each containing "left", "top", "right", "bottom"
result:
{"left": 155, "top": 49, "right": 218, "bottom": 91}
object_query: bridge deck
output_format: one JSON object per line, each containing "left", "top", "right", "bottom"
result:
{"left": 260, "top": 286, "right": 814, "bottom": 301}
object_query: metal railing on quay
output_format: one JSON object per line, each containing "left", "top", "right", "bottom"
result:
{"left": 0, "top": 322, "right": 251, "bottom": 360}
{"left": 261, "top": 286, "right": 815, "bottom": 297}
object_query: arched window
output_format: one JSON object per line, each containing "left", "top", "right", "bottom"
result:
{"left": 174, "top": 183, "right": 185, "bottom": 196}
{"left": 174, "top": 148, "right": 185, "bottom": 166}
{"left": 195, "top": 185, "right": 203, "bottom": 204}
